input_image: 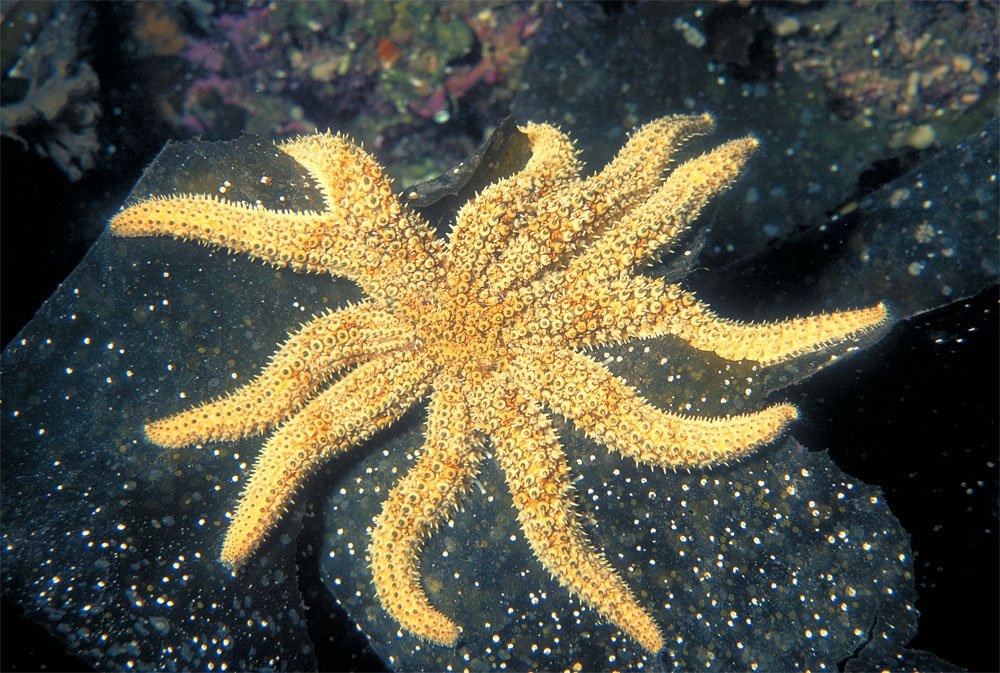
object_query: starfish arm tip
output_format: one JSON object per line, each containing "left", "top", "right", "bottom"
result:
{"left": 144, "top": 419, "right": 183, "bottom": 448}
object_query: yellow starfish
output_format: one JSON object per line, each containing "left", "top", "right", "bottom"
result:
{"left": 110, "top": 113, "right": 888, "bottom": 654}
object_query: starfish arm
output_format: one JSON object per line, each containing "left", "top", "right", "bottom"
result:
{"left": 369, "top": 378, "right": 483, "bottom": 646}
{"left": 514, "top": 275, "right": 659, "bottom": 349}
{"left": 447, "top": 123, "right": 580, "bottom": 299}
{"left": 145, "top": 302, "right": 415, "bottom": 448}
{"left": 279, "top": 132, "right": 445, "bottom": 297}
{"left": 514, "top": 348, "right": 798, "bottom": 469}
{"left": 221, "top": 351, "right": 435, "bottom": 568}
{"left": 575, "top": 112, "right": 716, "bottom": 227}
{"left": 634, "top": 285, "right": 890, "bottom": 366}
{"left": 480, "top": 391, "right": 664, "bottom": 653}
{"left": 565, "top": 136, "right": 758, "bottom": 283}
{"left": 520, "top": 274, "right": 889, "bottom": 365}
{"left": 110, "top": 194, "right": 352, "bottom": 275}
{"left": 488, "top": 114, "right": 715, "bottom": 300}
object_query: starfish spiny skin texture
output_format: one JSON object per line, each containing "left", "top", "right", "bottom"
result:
{"left": 110, "top": 113, "right": 888, "bottom": 654}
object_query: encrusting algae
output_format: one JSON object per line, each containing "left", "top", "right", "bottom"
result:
{"left": 110, "top": 113, "right": 888, "bottom": 653}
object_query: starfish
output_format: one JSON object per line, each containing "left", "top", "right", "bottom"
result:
{"left": 110, "top": 113, "right": 888, "bottom": 654}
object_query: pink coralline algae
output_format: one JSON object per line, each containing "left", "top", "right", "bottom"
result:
{"left": 163, "top": 3, "right": 545, "bottom": 146}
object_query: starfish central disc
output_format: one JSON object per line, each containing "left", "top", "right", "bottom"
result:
{"left": 403, "top": 291, "right": 515, "bottom": 381}
{"left": 109, "top": 113, "right": 888, "bottom": 655}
